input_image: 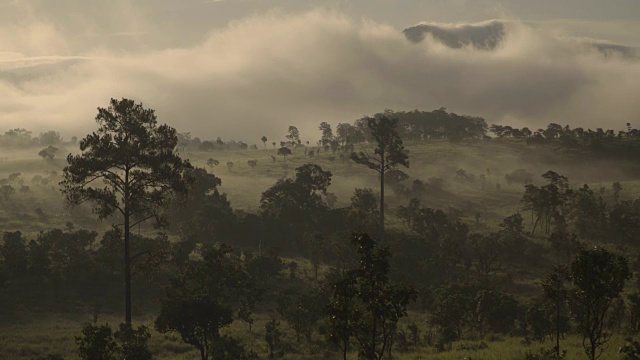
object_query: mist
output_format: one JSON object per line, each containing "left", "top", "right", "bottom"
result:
{"left": 2, "top": 6, "right": 640, "bottom": 142}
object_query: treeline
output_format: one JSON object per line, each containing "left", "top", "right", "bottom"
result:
{"left": 4, "top": 108, "right": 639, "bottom": 157}
{"left": 0, "top": 129, "right": 74, "bottom": 149}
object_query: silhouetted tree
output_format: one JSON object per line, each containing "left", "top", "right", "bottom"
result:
{"left": 38, "top": 145, "right": 58, "bottom": 160}
{"left": 261, "top": 136, "right": 268, "bottom": 148}
{"left": 60, "top": 98, "right": 193, "bottom": 324}
{"left": 277, "top": 147, "right": 292, "bottom": 164}
{"left": 347, "top": 188, "right": 380, "bottom": 234}
{"left": 319, "top": 122, "right": 333, "bottom": 149}
{"left": 39, "top": 130, "right": 63, "bottom": 146}
{"left": 326, "top": 234, "right": 416, "bottom": 360}
{"left": 286, "top": 126, "right": 300, "bottom": 146}
{"left": 542, "top": 265, "right": 570, "bottom": 358}
{"left": 155, "top": 244, "right": 257, "bottom": 360}
{"left": 569, "top": 247, "right": 631, "bottom": 360}
{"left": 206, "top": 158, "right": 219, "bottom": 171}
{"left": 0, "top": 185, "right": 15, "bottom": 201}
{"left": 351, "top": 116, "right": 409, "bottom": 238}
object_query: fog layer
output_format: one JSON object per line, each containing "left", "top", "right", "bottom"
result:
{"left": 2, "top": 7, "right": 640, "bottom": 141}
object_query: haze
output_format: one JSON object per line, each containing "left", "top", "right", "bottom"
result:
{"left": 2, "top": 0, "right": 640, "bottom": 141}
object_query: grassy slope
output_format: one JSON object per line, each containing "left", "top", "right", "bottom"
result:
{"left": 1, "top": 139, "right": 639, "bottom": 359}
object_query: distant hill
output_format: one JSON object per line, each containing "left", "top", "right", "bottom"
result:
{"left": 402, "top": 20, "right": 640, "bottom": 59}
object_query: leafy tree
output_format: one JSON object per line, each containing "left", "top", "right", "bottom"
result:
{"left": 276, "top": 285, "right": 326, "bottom": 341}
{"left": 541, "top": 265, "right": 570, "bottom": 358}
{"left": 336, "top": 123, "right": 361, "bottom": 145}
{"left": 609, "top": 199, "right": 640, "bottom": 248}
{"left": 260, "top": 164, "right": 332, "bottom": 238}
{"left": 326, "top": 275, "right": 356, "bottom": 360}
{"left": 60, "top": 98, "right": 193, "bottom": 324}
{"left": 569, "top": 185, "right": 607, "bottom": 242}
{"left": 286, "top": 126, "right": 300, "bottom": 146}
{"left": 525, "top": 298, "right": 556, "bottom": 342}
{"left": 326, "top": 234, "right": 416, "bottom": 359}
{"left": 475, "top": 289, "right": 520, "bottom": 335}
{"left": 38, "top": 145, "right": 59, "bottom": 160}
{"left": 277, "top": 147, "right": 292, "bottom": 163}
{"left": 347, "top": 188, "right": 380, "bottom": 234}
{"left": 351, "top": 116, "right": 409, "bottom": 237}
{"left": 265, "top": 318, "right": 284, "bottom": 359}
{"left": 0, "top": 185, "right": 15, "bottom": 201}
{"left": 226, "top": 161, "right": 234, "bottom": 172}
{"left": 199, "top": 140, "right": 216, "bottom": 151}
{"left": 1, "top": 231, "right": 28, "bottom": 277}
{"left": 247, "top": 160, "right": 258, "bottom": 169}
{"left": 569, "top": 247, "right": 632, "bottom": 360}
{"left": 505, "top": 169, "right": 533, "bottom": 185}
{"left": 155, "top": 244, "right": 257, "bottom": 360}
{"left": 76, "top": 324, "right": 118, "bottom": 360}
{"left": 206, "top": 158, "right": 219, "bottom": 171}
{"left": 39, "top": 130, "right": 63, "bottom": 146}
{"left": 114, "top": 323, "right": 153, "bottom": 360}
{"left": 469, "top": 233, "right": 503, "bottom": 281}
{"left": 319, "top": 122, "right": 333, "bottom": 147}
{"left": 261, "top": 136, "right": 268, "bottom": 148}
{"left": 521, "top": 171, "right": 571, "bottom": 235}
{"left": 430, "top": 282, "right": 477, "bottom": 340}
{"left": 75, "top": 323, "right": 152, "bottom": 360}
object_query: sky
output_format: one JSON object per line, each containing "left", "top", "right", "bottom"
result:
{"left": 1, "top": 0, "right": 640, "bottom": 142}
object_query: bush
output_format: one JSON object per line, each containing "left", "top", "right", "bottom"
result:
{"left": 524, "top": 347, "right": 566, "bottom": 360}
{"left": 620, "top": 338, "right": 640, "bottom": 360}
{"left": 114, "top": 324, "right": 153, "bottom": 360}
{"left": 76, "top": 323, "right": 154, "bottom": 360}
{"left": 211, "top": 335, "right": 258, "bottom": 360}
{"left": 265, "top": 318, "right": 285, "bottom": 358}
{"left": 76, "top": 324, "right": 117, "bottom": 360}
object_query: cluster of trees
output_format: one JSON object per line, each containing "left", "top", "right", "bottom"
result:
{"left": 491, "top": 122, "right": 640, "bottom": 153}
{"left": 3, "top": 98, "right": 640, "bottom": 360}
{"left": 0, "top": 129, "right": 75, "bottom": 149}
{"left": 177, "top": 133, "right": 257, "bottom": 152}
{"left": 521, "top": 171, "right": 640, "bottom": 250}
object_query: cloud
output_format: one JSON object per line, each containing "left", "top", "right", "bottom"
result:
{"left": 1, "top": 7, "right": 640, "bottom": 143}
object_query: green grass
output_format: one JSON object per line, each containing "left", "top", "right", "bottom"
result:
{"left": 0, "top": 312, "right": 632, "bottom": 360}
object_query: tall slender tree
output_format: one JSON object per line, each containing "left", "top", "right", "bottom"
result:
{"left": 351, "top": 116, "right": 408, "bottom": 237}
{"left": 60, "top": 98, "right": 193, "bottom": 324}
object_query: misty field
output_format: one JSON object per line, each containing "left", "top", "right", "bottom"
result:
{"left": 2, "top": 133, "right": 640, "bottom": 359}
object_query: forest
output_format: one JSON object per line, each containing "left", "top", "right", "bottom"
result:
{"left": 1, "top": 98, "right": 640, "bottom": 360}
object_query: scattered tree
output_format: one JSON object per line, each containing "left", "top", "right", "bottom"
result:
{"left": 569, "top": 247, "right": 631, "bottom": 360}
{"left": 277, "top": 147, "right": 292, "bottom": 164}
{"left": 351, "top": 116, "right": 409, "bottom": 237}
{"left": 326, "top": 234, "right": 416, "bottom": 360}
{"left": 206, "top": 158, "right": 219, "bottom": 171}
{"left": 60, "top": 98, "right": 193, "bottom": 324}
{"left": 38, "top": 145, "right": 59, "bottom": 160}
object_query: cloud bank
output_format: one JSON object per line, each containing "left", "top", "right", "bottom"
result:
{"left": 1, "top": 7, "right": 640, "bottom": 142}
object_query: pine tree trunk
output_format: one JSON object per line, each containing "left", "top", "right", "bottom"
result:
{"left": 124, "top": 171, "right": 132, "bottom": 325}
{"left": 380, "top": 151, "right": 385, "bottom": 240}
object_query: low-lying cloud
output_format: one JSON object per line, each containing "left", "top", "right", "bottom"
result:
{"left": 1, "top": 7, "right": 640, "bottom": 143}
